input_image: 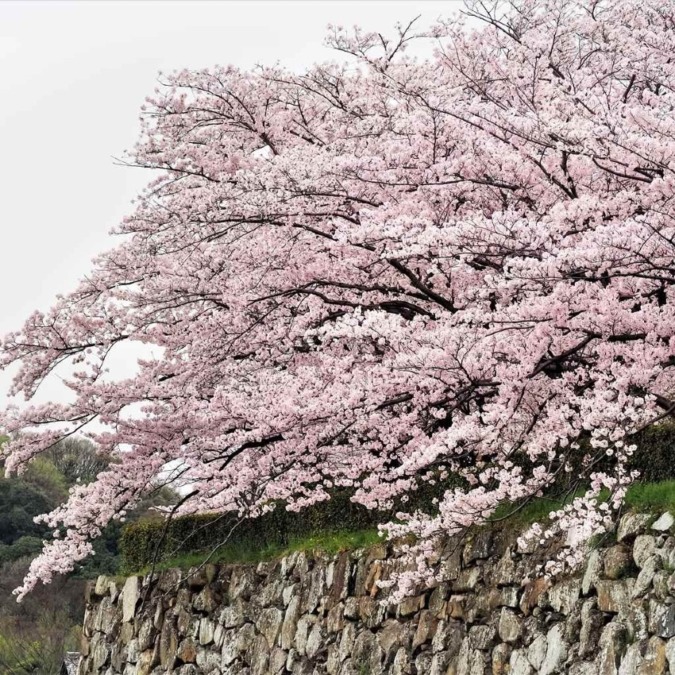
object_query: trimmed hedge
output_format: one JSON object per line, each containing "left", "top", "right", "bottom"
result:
{"left": 119, "top": 477, "right": 460, "bottom": 573}
{"left": 629, "top": 422, "right": 675, "bottom": 483}
{"left": 120, "top": 493, "right": 369, "bottom": 573}
{"left": 120, "top": 423, "right": 675, "bottom": 572}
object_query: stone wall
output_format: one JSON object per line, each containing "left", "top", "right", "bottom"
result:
{"left": 79, "top": 511, "right": 675, "bottom": 674}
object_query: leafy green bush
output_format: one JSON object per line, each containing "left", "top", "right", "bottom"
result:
{"left": 120, "top": 476, "right": 460, "bottom": 572}
{"left": 120, "top": 491, "right": 383, "bottom": 572}
{"left": 628, "top": 422, "right": 675, "bottom": 483}
{"left": 0, "top": 536, "right": 43, "bottom": 565}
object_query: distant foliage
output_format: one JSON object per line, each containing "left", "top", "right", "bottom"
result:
{"left": 45, "top": 437, "right": 112, "bottom": 486}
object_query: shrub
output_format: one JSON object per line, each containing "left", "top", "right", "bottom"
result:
{"left": 120, "top": 477, "right": 459, "bottom": 572}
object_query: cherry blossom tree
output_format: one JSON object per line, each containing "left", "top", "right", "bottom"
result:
{"left": 2, "top": 0, "right": 675, "bottom": 599}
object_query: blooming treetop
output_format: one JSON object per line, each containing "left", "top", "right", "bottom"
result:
{"left": 2, "top": 0, "right": 675, "bottom": 599}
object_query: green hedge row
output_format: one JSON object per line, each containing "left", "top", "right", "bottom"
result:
{"left": 629, "top": 422, "right": 675, "bottom": 483}
{"left": 120, "top": 493, "right": 365, "bottom": 573}
{"left": 120, "top": 423, "right": 675, "bottom": 572}
{"left": 119, "top": 479, "right": 456, "bottom": 573}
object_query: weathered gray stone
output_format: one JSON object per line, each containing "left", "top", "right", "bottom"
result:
{"left": 258, "top": 579, "right": 284, "bottom": 607}
{"left": 121, "top": 576, "right": 140, "bottom": 623}
{"left": 527, "top": 634, "right": 548, "bottom": 670}
{"left": 634, "top": 535, "right": 658, "bottom": 568}
{"left": 604, "top": 544, "right": 635, "bottom": 580}
{"left": 452, "top": 637, "right": 487, "bottom": 675}
{"left": 218, "top": 597, "right": 245, "bottom": 629}
{"left": 126, "top": 638, "right": 140, "bottom": 664}
{"left": 638, "top": 636, "right": 667, "bottom": 674}
{"left": 453, "top": 567, "right": 481, "bottom": 592}
{"left": 651, "top": 601, "right": 675, "bottom": 639}
{"left": 398, "top": 594, "right": 425, "bottom": 617}
{"left": 301, "top": 564, "right": 325, "bottom": 614}
{"left": 256, "top": 607, "right": 283, "bottom": 649}
{"left": 432, "top": 619, "right": 464, "bottom": 656}
{"left": 352, "top": 629, "right": 384, "bottom": 675}
{"left": 198, "top": 618, "right": 215, "bottom": 645}
{"left": 193, "top": 585, "right": 218, "bottom": 613}
{"left": 509, "top": 648, "right": 534, "bottom": 675}
{"left": 94, "top": 575, "right": 110, "bottom": 597}
{"left": 212, "top": 628, "right": 226, "bottom": 654}
{"left": 652, "top": 570, "right": 670, "bottom": 600}
{"left": 229, "top": 567, "right": 255, "bottom": 600}
{"left": 95, "top": 597, "right": 120, "bottom": 636}
{"left": 305, "top": 622, "right": 323, "bottom": 660}
{"left": 618, "top": 513, "right": 651, "bottom": 542}
{"left": 498, "top": 608, "right": 522, "bottom": 643}
{"left": 596, "top": 621, "right": 627, "bottom": 675}
{"left": 414, "top": 651, "right": 434, "bottom": 675}
{"left": 219, "top": 629, "right": 239, "bottom": 667}
{"left": 391, "top": 647, "right": 412, "bottom": 675}
{"left": 492, "top": 643, "right": 511, "bottom": 675}
{"left": 338, "top": 621, "right": 357, "bottom": 664}
{"left": 579, "top": 599, "right": 604, "bottom": 657}
{"left": 280, "top": 582, "right": 295, "bottom": 608}
{"left": 664, "top": 637, "right": 675, "bottom": 671}
{"left": 582, "top": 549, "right": 602, "bottom": 595}
{"left": 549, "top": 578, "right": 581, "bottom": 615}
{"left": 268, "top": 646, "right": 287, "bottom": 674}
{"left": 597, "top": 579, "right": 635, "bottom": 613}
{"left": 462, "top": 528, "right": 493, "bottom": 565}
{"left": 493, "top": 549, "right": 518, "bottom": 586}
{"left": 326, "top": 602, "right": 344, "bottom": 634}
{"left": 429, "top": 650, "right": 451, "bottom": 675}
{"left": 428, "top": 582, "right": 449, "bottom": 612}
{"left": 195, "top": 647, "right": 222, "bottom": 673}
{"left": 651, "top": 513, "right": 674, "bottom": 532}
{"left": 159, "top": 620, "right": 178, "bottom": 670}
{"left": 357, "top": 594, "right": 386, "bottom": 629}
{"left": 619, "top": 601, "right": 649, "bottom": 642}
{"left": 500, "top": 585, "right": 520, "bottom": 608}
{"left": 633, "top": 556, "right": 661, "bottom": 598}
{"left": 152, "top": 602, "right": 163, "bottom": 631}
{"left": 91, "top": 639, "right": 111, "bottom": 671}
{"left": 412, "top": 610, "right": 438, "bottom": 649}
{"left": 468, "top": 624, "right": 496, "bottom": 651}
{"left": 294, "top": 615, "right": 315, "bottom": 656}
{"left": 377, "top": 619, "right": 410, "bottom": 659}
{"left": 619, "top": 643, "right": 643, "bottom": 675}
{"left": 540, "top": 623, "right": 568, "bottom": 675}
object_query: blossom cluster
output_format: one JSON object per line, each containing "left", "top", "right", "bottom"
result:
{"left": 2, "top": 0, "right": 675, "bottom": 599}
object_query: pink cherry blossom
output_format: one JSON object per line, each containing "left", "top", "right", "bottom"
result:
{"left": 3, "top": 0, "right": 675, "bottom": 600}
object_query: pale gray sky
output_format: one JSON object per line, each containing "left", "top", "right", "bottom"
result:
{"left": 0, "top": 0, "right": 461, "bottom": 405}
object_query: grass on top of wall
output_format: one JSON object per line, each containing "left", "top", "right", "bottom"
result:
{"left": 623, "top": 480, "right": 675, "bottom": 514}
{"left": 490, "top": 480, "right": 675, "bottom": 529}
{"left": 128, "top": 480, "right": 675, "bottom": 575}
{"left": 134, "top": 528, "right": 384, "bottom": 576}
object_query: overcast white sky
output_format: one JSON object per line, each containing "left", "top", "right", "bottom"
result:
{"left": 0, "top": 0, "right": 461, "bottom": 405}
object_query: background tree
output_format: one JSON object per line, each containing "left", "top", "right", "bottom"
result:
{"left": 2, "top": 0, "right": 675, "bottom": 599}
{"left": 0, "top": 435, "right": 175, "bottom": 665}
{"left": 44, "top": 437, "right": 112, "bottom": 486}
